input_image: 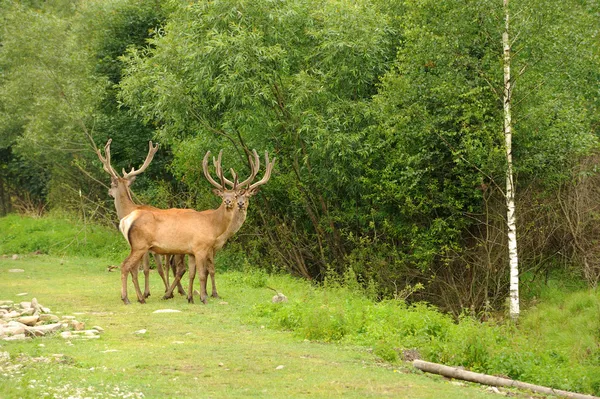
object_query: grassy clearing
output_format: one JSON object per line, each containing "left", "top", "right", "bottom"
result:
{"left": 0, "top": 254, "right": 497, "bottom": 399}
{"left": 3, "top": 215, "right": 600, "bottom": 398}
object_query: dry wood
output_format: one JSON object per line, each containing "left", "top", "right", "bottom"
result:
{"left": 413, "top": 359, "right": 600, "bottom": 399}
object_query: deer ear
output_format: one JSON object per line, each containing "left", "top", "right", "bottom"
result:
{"left": 212, "top": 188, "right": 223, "bottom": 197}
{"left": 126, "top": 176, "right": 136, "bottom": 185}
{"left": 247, "top": 187, "right": 261, "bottom": 196}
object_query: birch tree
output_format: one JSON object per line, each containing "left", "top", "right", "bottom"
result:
{"left": 502, "top": 0, "right": 519, "bottom": 320}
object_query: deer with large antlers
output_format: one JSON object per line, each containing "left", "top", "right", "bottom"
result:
{"left": 95, "top": 139, "right": 186, "bottom": 298}
{"left": 116, "top": 148, "right": 274, "bottom": 304}
{"left": 162, "top": 149, "right": 275, "bottom": 301}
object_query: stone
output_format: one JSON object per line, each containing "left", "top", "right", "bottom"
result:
{"left": 15, "top": 293, "right": 28, "bottom": 296}
{"left": 11, "top": 254, "right": 18, "bottom": 260}
{"left": 91, "top": 326, "right": 104, "bottom": 333}
{"left": 275, "top": 365, "right": 285, "bottom": 370}
{"left": 17, "top": 315, "right": 39, "bottom": 326}
{"left": 152, "top": 309, "right": 181, "bottom": 314}
{"left": 25, "top": 328, "right": 46, "bottom": 337}
{"left": 3, "top": 334, "right": 30, "bottom": 341}
{"left": 39, "top": 314, "right": 60, "bottom": 323}
{"left": 272, "top": 293, "right": 288, "bottom": 303}
{"left": 8, "top": 269, "right": 24, "bottom": 273}
{"left": 0, "top": 301, "right": 14, "bottom": 306}
{"left": 4, "top": 320, "right": 27, "bottom": 335}
{"left": 60, "top": 331, "right": 72, "bottom": 339}
{"left": 19, "top": 308, "right": 35, "bottom": 316}
{"left": 71, "top": 330, "right": 99, "bottom": 335}
{"left": 31, "top": 323, "right": 63, "bottom": 333}
{"left": 134, "top": 329, "right": 147, "bottom": 334}
{"left": 70, "top": 321, "right": 85, "bottom": 331}
{"left": 3, "top": 311, "right": 20, "bottom": 319}
{"left": 19, "top": 302, "right": 31, "bottom": 309}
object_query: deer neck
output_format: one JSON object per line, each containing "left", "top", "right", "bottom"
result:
{"left": 225, "top": 208, "right": 247, "bottom": 238}
{"left": 214, "top": 202, "right": 236, "bottom": 237}
{"left": 113, "top": 185, "right": 138, "bottom": 220}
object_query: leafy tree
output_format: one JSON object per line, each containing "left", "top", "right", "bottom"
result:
{"left": 370, "top": 0, "right": 599, "bottom": 312}
{"left": 119, "top": 0, "right": 397, "bottom": 278}
{"left": 0, "top": 0, "right": 169, "bottom": 216}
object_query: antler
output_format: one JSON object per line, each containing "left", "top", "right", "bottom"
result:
{"left": 202, "top": 150, "right": 227, "bottom": 189}
{"left": 122, "top": 141, "right": 159, "bottom": 179}
{"left": 248, "top": 151, "right": 275, "bottom": 192}
{"left": 236, "top": 149, "right": 261, "bottom": 188}
{"left": 96, "top": 139, "right": 120, "bottom": 179}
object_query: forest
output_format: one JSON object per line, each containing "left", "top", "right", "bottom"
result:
{"left": 1, "top": 0, "right": 599, "bottom": 316}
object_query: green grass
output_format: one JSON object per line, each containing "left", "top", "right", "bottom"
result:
{"left": 0, "top": 213, "right": 128, "bottom": 262}
{"left": 3, "top": 214, "right": 600, "bottom": 398}
{"left": 0, "top": 254, "right": 498, "bottom": 399}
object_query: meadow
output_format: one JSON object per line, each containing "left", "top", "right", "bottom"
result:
{"left": 2, "top": 214, "right": 600, "bottom": 398}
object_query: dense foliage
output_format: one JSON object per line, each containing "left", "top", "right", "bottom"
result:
{"left": 1, "top": 0, "right": 599, "bottom": 313}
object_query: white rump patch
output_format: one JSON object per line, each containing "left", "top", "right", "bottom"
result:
{"left": 119, "top": 211, "right": 139, "bottom": 244}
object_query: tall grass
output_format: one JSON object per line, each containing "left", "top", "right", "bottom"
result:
{"left": 0, "top": 213, "right": 128, "bottom": 262}
{"left": 253, "top": 273, "right": 600, "bottom": 395}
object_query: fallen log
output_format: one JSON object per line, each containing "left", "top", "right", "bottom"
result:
{"left": 413, "top": 359, "right": 600, "bottom": 399}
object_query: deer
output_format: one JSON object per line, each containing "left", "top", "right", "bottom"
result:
{"left": 96, "top": 139, "right": 185, "bottom": 298}
{"left": 161, "top": 149, "right": 275, "bottom": 301}
{"left": 116, "top": 149, "right": 254, "bottom": 304}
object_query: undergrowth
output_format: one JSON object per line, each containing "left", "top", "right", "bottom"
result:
{"left": 253, "top": 271, "right": 600, "bottom": 396}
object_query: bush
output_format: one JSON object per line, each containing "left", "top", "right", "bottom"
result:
{"left": 253, "top": 277, "right": 600, "bottom": 396}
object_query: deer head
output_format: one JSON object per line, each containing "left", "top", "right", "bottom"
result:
{"left": 96, "top": 139, "right": 159, "bottom": 199}
{"left": 214, "top": 149, "right": 275, "bottom": 210}
{"left": 202, "top": 150, "right": 238, "bottom": 210}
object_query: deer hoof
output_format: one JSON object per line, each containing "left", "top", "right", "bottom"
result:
{"left": 122, "top": 298, "right": 131, "bottom": 305}
{"left": 187, "top": 296, "right": 194, "bottom": 304}
{"left": 162, "top": 294, "right": 174, "bottom": 300}
{"left": 138, "top": 298, "right": 146, "bottom": 304}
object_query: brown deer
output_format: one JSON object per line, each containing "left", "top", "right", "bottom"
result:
{"left": 116, "top": 149, "right": 250, "bottom": 304}
{"left": 162, "top": 149, "right": 275, "bottom": 301}
{"left": 95, "top": 139, "right": 185, "bottom": 298}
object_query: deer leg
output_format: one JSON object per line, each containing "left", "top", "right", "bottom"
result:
{"left": 142, "top": 252, "right": 151, "bottom": 299}
{"left": 208, "top": 252, "right": 219, "bottom": 299}
{"left": 154, "top": 253, "right": 169, "bottom": 292}
{"left": 176, "top": 255, "right": 187, "bottom": 296}
{"left": 187, "top": 255, "right": 197, "bottom": 304}
{"left": 192, "top": 252, "right": 209, "bottom": 304}
{"left": 162, "top": 254, "right": 188, "bottom": 300}
{"left": 120, "top": 250, "right": 146, "bottom": 305}
{"left": 130, "top": 266, "right": 146, "bottom": 304}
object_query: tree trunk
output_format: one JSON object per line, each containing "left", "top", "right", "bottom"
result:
{"left": 503, "top": 0, "right": 519, "bottom": 320}
{"left": 414, "top": 360, "right": 600, "bottom": 399}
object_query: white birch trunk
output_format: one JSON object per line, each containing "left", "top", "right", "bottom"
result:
{"left": 503, "top": 0, "right": 519, "bottom": 320}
